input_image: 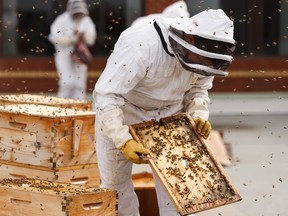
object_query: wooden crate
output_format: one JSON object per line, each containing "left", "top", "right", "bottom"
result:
{"left": 0, "top": 104, "right": 97, "bottom": 168}
{"left": 0, "top": 94, "right": 92, "bottom": 110}
{"left": 0, "top": 178, "right": 117, "bottom": 216}
{"left": 205, "top": 130, "right": 232, "bottom": 166}
{"left": 0, "top": 161, "right": 100, "bottom": 187}
{"left": 129, "top": 113, "right": 241, "bottom": 215}
{"left": 132, "top": 173, "right": 160, "bottom": 216}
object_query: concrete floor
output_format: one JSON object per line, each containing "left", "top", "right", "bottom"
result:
{"left": 133, "top": 92, "right": 288, "bottom": 216}
{"left": 197, "top": 115, "right": 288, "bottom": 216}
{"left": 197, "top": 93, "right": 288, "bottom": 216}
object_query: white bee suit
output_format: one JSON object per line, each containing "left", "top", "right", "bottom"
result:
{"left": 49, "top": 11, "right": 96, "bottom": 99}
{"left": 93, "top": 13, "right": 215, "bottom": 215}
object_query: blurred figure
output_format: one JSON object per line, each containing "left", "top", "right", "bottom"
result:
{"left": 131, "top": 0, "right": 190, "bottom": 26}
{"left": 49, "top": 0, "right": 96, "bottom": 100}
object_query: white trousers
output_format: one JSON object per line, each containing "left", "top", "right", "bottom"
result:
{"left": 95, "top": 102, "right": 184, "bottom": 216}
{"left": 55, "top": 50, "right": 88, "bottom": 100}
{"left": 96, "top": 132, "right": 181, "bottom": 216}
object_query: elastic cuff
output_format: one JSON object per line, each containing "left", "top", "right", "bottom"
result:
{"left": 117, "top": 139, "right": 132, "bottom": 150}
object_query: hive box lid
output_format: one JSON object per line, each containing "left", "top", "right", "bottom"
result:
{"left": 0, "top": 104, "right": 95, "bottom": 118}
{"left": 0, "top": 94, "right": 92, "bottom": 110}
{"left": 0, "top": 178, "right": 102, "bottom": 195}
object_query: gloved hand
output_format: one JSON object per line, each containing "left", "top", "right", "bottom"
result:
{"left": 118, "top": 140, "right": 150, "bottom": 164}
{"left": 193, "top": 118, "right": 212, "bottom": 139}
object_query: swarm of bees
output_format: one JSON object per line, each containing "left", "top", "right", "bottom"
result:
{"left": 133, "top": 114, "right": 239, "bottom": 212}
{"left": 0, "top": 178, "right": 109, "bottom": 195}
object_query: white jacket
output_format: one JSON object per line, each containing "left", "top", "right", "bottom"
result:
{"left": 93, "top": 17, "right": 214, "bottom": 148}
{"left": 48, "top": 12, "right": 96, "bottom": 49}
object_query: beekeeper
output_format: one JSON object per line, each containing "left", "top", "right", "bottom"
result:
{"left": 93, "top": 9, "right": 235, "bottom": 216}
{"left": 48, "top": 0, "right": 96, "bottom": 100}
{"left": 131, "top": 0, "right": 190, "bottom": 26}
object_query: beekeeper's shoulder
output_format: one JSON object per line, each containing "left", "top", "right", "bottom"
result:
{"left": 117, "top": 21, "right": 159, "bottom": 49}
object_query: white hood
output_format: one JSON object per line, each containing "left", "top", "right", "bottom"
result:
{"left": 169, "top": 9, "right": 235, "bottom": 44}
{"left": 155, "top": 9, "right": 235, "bottom": 76}
{"left": 67, "top": 0, "right": 88, "bottom": 16}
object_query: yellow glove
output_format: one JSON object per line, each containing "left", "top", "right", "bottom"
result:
{"left": 193, "top": 118, "right": 212, "bottom": 139}
{"left": 118, "top": 140, "right": 150, "bottom": 164}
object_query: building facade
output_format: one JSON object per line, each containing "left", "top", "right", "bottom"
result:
{"left": 0, "top": 0, "right": 287, "bottom": 93}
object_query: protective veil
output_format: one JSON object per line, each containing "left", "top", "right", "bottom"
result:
{"left": 48, "top": 0, "right": 96, "bottom": 99}
{"left": 168, "top": 9, "right": 235, "bottom": 76}
{"left": 93, "top": 9, "right": 234, "bottom": 216}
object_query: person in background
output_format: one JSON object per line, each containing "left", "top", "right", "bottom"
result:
{"left": 48, "top": 0, "right": 96, "bottom": 100}
{"left": 131, "top": 0, "right": 190, "bottom": 26}
{"left": 93, "top": 9, "right": 235, "bottom": 216}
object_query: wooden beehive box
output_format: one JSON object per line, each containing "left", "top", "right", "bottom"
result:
{"left": 129, "top": 113, "right": 241, "bottom": 215}
{"left": 0, "top": 94, "right": 92, "bottom": 110}
{"left": 0, "top": 104, "right": 97, "bottom": 168}
{"left": 0, "top": 178, "right": 117, "bottom": 216}
{"left": 0, "top": 161, "right": 100, "bottom": 187}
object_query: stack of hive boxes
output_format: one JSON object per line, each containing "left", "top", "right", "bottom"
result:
{"left": 0, "top": 94, "right": 117, "bottom": 215}
{"left": 0, "top": 94, "right": 99, "bottom": 186}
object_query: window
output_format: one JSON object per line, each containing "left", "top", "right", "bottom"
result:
{"left": 1, "top": 0, "right": 287, "bottom": 57}
{"left": 0, "top": 0, "right": 143, "bottom": 57}
{"left": 186, "top": 0, "right": 288, "bottom": 56}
